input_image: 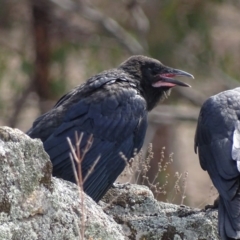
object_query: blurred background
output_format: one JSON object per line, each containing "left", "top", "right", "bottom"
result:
{"left": 0, "top": 0, "right": 240, "bottom": 207}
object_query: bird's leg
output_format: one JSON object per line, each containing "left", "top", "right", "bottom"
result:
{"left": 205, "top": 195, "right": 219, "bottom": 210}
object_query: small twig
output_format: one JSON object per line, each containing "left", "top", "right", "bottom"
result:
{"left": 67, "top": 137, "right": 83, "bottom": 240}
{"left": 75, "top": 132, "right": 84, "bottom": 190}
{"left": 81, "top": 134, "right": 94, "bottom": 161}
{"left": 83, "top": 155, "right": 100, "bottom": 184}
{"left": 75, "top": 132, "right": 83, "bottom": 161}
{"left": 170, "top": 172, "right": 182, "bottom": 203}
{"left": 67, "top": 132, "right": 101, "bottom": 240}
{"left": 180, "top": 171, "right": 189, "bottom": 205}
{"left": 151, "top": 147, "right": 165, "bottom": 186}
{"left": 69, "top": 153, "right": 80, "bottom": 186}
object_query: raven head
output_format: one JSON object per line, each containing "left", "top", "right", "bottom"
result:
{"left": 119, "top": 55, "right": 194, "bottom": 111}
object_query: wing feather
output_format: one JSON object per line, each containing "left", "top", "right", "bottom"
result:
{"left": 30, "top": 79, "right": 147, "bottom": 201}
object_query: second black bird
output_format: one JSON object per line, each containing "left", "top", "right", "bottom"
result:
{"left": 195, "top": 88, "right": 240, "bottom": 239}
{"left": 27, "top": 55, "right": 193, "bottom": 202}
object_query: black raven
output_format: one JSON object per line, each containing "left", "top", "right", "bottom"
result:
{"left": 27, "top": 55, "right": 193, "bottom": 202}
{"left": 195, "top": 88, "right": 240, "bottom": 240}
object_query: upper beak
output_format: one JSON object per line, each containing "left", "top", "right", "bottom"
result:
{"left": 152, "top": 67, "right": 194, "bottom": 88}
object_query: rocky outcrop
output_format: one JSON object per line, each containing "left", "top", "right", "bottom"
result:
{"left": 0, "top": 127, "right": 124, "bottom": 240}
{"left": 101, "top": 184, "right": 219, "bottom": 240}
{"left": 0, "top": 127, "right": 219, "bottom": 240}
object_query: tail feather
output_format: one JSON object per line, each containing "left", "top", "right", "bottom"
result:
{"left": 219, "top": 196, "right": 240, "bottom": 239}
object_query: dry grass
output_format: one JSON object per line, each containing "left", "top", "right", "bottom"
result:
{"left": 67, "top": 132, "right": 216, "bottom": 209}
{"left": 120, "top": 144, "right": 189, "bottom": 205}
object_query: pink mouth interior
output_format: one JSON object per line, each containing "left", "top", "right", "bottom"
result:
{"left": 152, "top": 82, "right": 176, "bottom": 87}
{"left": 160, "top": 73, "right": 176, "bottom": 78}
{"left": 152, "top": 73, "right": 176, "bottom": 87}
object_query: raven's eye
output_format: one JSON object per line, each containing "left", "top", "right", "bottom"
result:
{"left": 151, "top": 68, "right": 159, "bottom": 75}
{"left": 147, "top": 67, "right": 157, "bottom": 75}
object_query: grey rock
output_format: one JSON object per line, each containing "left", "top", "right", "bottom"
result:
{"left": 0, "top": 127, "right": 219, "bottom": 240}
{"left": 101, "top": 184, "right": 219, "bottom": 240}
{"left": 0, "top": 127, "right": 124, "bottom": 240}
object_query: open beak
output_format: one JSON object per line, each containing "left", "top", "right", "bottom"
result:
{"left": 152, "top": 67, "right": 194, "bottom": 88}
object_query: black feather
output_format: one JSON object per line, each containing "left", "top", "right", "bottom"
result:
{"left": 27, "top": 55, "right": 192, "bottom": 202}
{"left": 195, "top": 88, "right": 240, "bottom": 239}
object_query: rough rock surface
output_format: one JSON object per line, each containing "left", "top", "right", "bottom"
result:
{"left": 101, "top": 184, "right": 219, "bottom": 240}
{"left": 0, "top": 127, "right": 219, "bottom": 240}
{"left": 0, "top": 127, "right": 124, "bottom": 240}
